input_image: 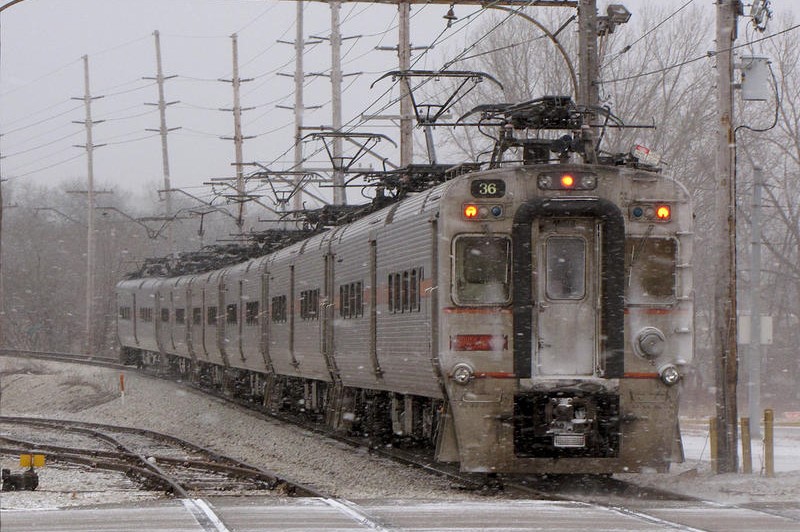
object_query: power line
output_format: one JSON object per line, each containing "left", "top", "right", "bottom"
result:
{"left": 103, "top": 132, "right": 160, "bottom": 146}
{"left": 1, "top": 102, "right": 83, "bottom": 134}
{"left": 4, "top": 152, "right": 85, "bottom": 181}
{"left": 600, "top": 22, "right": 800, "bottom": 84}
{"left": 1, "top": 129, "right": 83, "bottom": 159}
{"left": 602, "top": 0, "right": 696, "bottom": 68}
{"left": 0, "top": 58, "right": 81, "bottom": 98}
{"left": 101, "top": 81, "right": 157, "bottom": 98}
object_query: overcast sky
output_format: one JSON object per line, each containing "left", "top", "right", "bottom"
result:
{"left": 0, "top": 0, "right": 793, "bottom": 208}
{"left": 1, "top": 0, "right": 472, "bottom": 205}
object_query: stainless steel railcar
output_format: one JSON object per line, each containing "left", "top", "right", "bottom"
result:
{"left": 117, "top": 161, "right": 693, "bottom": 475}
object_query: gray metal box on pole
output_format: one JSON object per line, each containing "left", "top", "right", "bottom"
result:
{"left": 740, "top": 56, "right": 770, "bottom": 101}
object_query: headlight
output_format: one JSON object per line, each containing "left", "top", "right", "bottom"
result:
{"left": 635, "top": 327, "right": 666, "bottom": 359}
{"left": 658, "top": 364, "right": 681, "bottom": 386}
{"left": 451, "top": 363, "right": 474, "bottom": 385}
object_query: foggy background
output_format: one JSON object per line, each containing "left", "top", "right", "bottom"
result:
{"left": 1, "top": 0, "right": 799, "bottom": 418}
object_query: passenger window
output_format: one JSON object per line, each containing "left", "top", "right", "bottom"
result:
{"left": 226, "top": 304, "right": 238, "bottom": 324}
{"left": 245, "top": 301, "right": 259, "bottom": 325}
{"left": 453, "top": 235, "right": 511, "bottom": 305}
{"left": 545, "top": 236, "right": 586, "bottom": 300}
{"left": 625, "top": 237, "right": 677, "bottom": 305}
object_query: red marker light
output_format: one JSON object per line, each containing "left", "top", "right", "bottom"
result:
{"left": 561, "top": 174, "right": 575, "bottom": 188}
{"left": 464, "top": 204, "right": 479, "bottom": 218}
{"left": 656, "top": 205, "right": 671, "bottom": 221}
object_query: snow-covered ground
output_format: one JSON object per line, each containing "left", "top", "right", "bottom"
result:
{"left": 681, "top": 425, "right": 800, "bottom": 473}
{"left": 1, "top": 356, "right": 798, "bottom": 511}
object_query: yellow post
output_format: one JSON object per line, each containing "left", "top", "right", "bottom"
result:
{"left": 709, "top": 417, "right": 719, "bottom": 474}
{"left": 19, "top": 454, "right": 45, "bottom": 468}
{"left": 741, "top": 417, "right": 752, "bottom": 474}
{"left": 764, "top": 409, "right": 774, "bottom": 478}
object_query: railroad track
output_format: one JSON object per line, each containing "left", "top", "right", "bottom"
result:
{"left": 0, "top": 415, "right": 317, "bottom": 497}
{"left": 0, "top": 348, "right": 125, "bottom": 370}
{"left": 3, "top": 350, "right": 799, "bottom": 531}
{"left": 0, "top": 415, "right": 395, "bottom": 531}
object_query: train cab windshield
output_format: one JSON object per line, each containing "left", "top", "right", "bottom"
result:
{"left": 453, "top": 235, "right": 512, "bottom": 305}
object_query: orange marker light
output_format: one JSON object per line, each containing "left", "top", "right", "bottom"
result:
{"left": 464, "top": 204, "right": 479, "bottom": 218}
{"left": 561, "top": 174, "right": 575, "bottom": 188}
{"left": 656, "top": 205, "right": 671, "bottom": 220}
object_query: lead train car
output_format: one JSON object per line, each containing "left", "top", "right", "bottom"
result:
{"left": 117, "top": 162, "right": 693, "bottom": 475}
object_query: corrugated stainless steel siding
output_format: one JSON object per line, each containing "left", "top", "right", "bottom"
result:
{"left": 267, "top": 248, "right": 299, "bottom": 377}
{"left": 374, "top": 214, "right": 440, "bottom": 397}
{"left": 292, "top": 238, "right": 333, "bottom": 382}
{"left": 331, "top": 233, "right": 375, "bottom": 389}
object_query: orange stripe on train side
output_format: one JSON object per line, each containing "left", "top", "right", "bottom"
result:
{"left": 624, "top": 308, "right": 691, "bottom": 315}
{"left": 474, "top": 372, "right": 517, "bottom": 379}
{"left": 443, "top": 307, "right": 513, "bottom": 315}
{"left": 623, "top": 372, "right": 660, "bottom": 379}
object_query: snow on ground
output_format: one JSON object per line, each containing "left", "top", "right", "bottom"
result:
{"left": 1, "top": 356, "right": 798, "bottom": 511}
{"left": 0, "top": 357, "right": 485, "bottom": 509}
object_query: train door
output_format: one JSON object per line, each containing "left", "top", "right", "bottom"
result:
{"left": 532, "top": 218, "right": 599, "bottom": 377}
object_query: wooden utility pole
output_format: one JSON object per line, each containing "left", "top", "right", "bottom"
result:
{"left": 713, "top": 0, "right": 739, "bottom": 474}
{"left": 577, "top": 0, "right": 599, "bottom": 111}
{"left": 144, "top": 30, "right": 178, "bottom": 256}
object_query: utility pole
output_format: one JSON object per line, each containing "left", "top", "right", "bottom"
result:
{"left": 748, "top": 163, "right": 763, "bottom": 438}
{"left": 577, "top": 0, "right": 599, "bottom": 111}
{"left": 278, "top": 6, "right": 328, "bottom": 212}
{"left": 220, "top": 33, "right": 254, "bottom": 230}
{"left": 144, "top": 30, "right": 179, "bottom": 256}
{"left": 330, "top": 0, "right": 346, "bottom": 205}
{"left": 0, "top": 9, "right": 5, "bottom": 346}
{"left": 713, "top": 0, "right": 740, "bottom": 474}
{"left": 576, "top": 0, "right": 599, "bottom": 163}
{"left": 398, "top": 0, "right": 413, "bottom": 168}
{"left": 292, "top": 1, "right": 305, "bottom": 212}
{"left": 72, "top": 55, "right": 104, "bottom": 358}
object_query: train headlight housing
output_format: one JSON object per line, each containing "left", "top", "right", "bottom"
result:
{"left": 634, "top": 327, "right": 666, "bottom": 359}
{"left": 537, "top": 171, "right": 598, "bottom": 191}
{"left": 451, "top": 363, "right": 474, "bottom": 385}
{"left": 630, "top": 202, "right": 672, "bottom": 222}
{"left": 462, "top": 203, "right": 505, "bottom": 220}
{"left": 658, "top": 364, "right": 681, "bottom": 386}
